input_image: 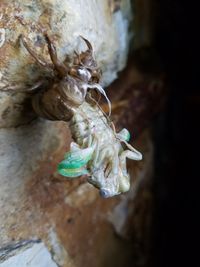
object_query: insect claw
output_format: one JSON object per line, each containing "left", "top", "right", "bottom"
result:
{"left": 43, "top": 33, "right": 68, "bottom": 76}
{"left": 20, "top": 34, "right": 53, "bottom": 69}
{"left": 83, "top": 83, "right": 112, "bottom": 116}
{"left": 79, "top": 36, "right": 93, "bottom": 53}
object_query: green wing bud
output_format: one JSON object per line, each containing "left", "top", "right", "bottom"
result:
{"left": 58, "top": 166, "right": 89, "bottom": 178}
{"left": 117, "top": 128, "right": 131, "bottom": 142}
{"left": 57, "top": 145, "right": 94, "bottom": 178}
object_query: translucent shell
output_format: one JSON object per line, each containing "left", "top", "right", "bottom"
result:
{"left": 57, "top": 100, "right": 142, "bottom": 197}
{"left": 18, "top": 33, "right": 142, "bottom": 197}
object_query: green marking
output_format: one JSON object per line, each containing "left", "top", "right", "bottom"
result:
{"left": 59, "top": 152, "right": 91, "bottom": 169}
{"left": 117, "top": 128, "right": 131, "bottom": 142}
{"left": 57, "top": 165, "right": 89, "bottom": 178}
{"left": 57, "top": 145, "right": 94, "bottom": 178}
{"left": 125, "top": 130, "right": 131, "bottom": 142}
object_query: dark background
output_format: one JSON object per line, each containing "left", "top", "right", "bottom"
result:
{"left": 152, "top": 0, "right": 199, "bottom": 266}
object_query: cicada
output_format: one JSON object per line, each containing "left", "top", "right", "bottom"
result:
{"left": 19, "top": 33, "right": 142, "bottom": 197}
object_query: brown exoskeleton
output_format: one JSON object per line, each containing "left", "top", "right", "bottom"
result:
{"left": 19, "top": 34, "right": 102, "bottom": 121}
{"left": 18, "top": 33, "right": 142, "bottom": 198}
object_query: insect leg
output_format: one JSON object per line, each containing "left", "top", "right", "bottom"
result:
{"left": 20, "top": 34, "right": 53, "bottom": 69}
{"left": 99, "top": 150, "right": 120, "bottom": 197}
{"left": 0, "top": 80, "right": 44, "bottom": 94}
{"left": 82, "top": 83, "right": 112, "bottom": 116}
{"left": 44, "top": 34, "right": 68, "bottom": 77}
{"left": 91, "top": 137, "right": 100, "bottom": 166}
{"left": 79, "top": 36, "right": 93, "bottom": 53}
{"left": 119, "top": 149, "right": 142, "bottom": 177}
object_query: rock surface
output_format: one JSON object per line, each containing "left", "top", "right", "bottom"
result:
{"left": 0, "top": 240, "right": 58, "bottom": 267}
{"left": 0, "top": 0, "right": 131, "bottom": 127}
{"left": 0, "top": 1, "right": 158, "bottom": 267}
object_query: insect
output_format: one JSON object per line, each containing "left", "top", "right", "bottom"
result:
{"left": 19, "top": 33, "right": 142, "bottom": 197}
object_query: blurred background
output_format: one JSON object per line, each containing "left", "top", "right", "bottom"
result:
{"left": 109, "top": 0, "right": 199, "bottom": 266}
{"left": 103, "top": 0, "right": 200, "bottom": 267}
{"left": 151, "top": 1, "right": 199, "bottom": 266}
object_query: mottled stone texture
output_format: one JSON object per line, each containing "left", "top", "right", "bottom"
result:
{"left": 0, "top": 0, "right": 131, "bottom": 127}
{"left": 0, "top": 1, "right": 158, "bottom": 267}
{"left": 0, "top": 241, "right": 58, "bottom": 267}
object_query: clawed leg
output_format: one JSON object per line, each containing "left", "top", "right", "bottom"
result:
{"left": 102, "top": 151, "right": 120, "bottom": 196}
{"left": 20, "top": 34, "right": 68, "bottom": 78}
{"left": 119, "top": 149, "right": 142, "bottom": 179}
{"left": 117, "top": 150, "right": 137, "bottom": 193}
{"left": 44, "top": 34, "right": 68, "bottom": 77}
{"left": 0, "top": 80, "right": 44, "bottom": 93}
{"left": 20, "top": 34, "right": 52, "bottom": 69}
{"left": 82, "top": 83, "right": 111, "bottom": 116}
{"left": 90, "top": 146, "right": 109, "bottom": 182}
{"left": 79, "top": 37, "right": 101, "bottom": 82}
{"left": 93, "top": 146, "right": 111, "bottom": 170}
{"left": 75, "top": 37, "right": 95, "bottom": 67}
{"left": 79, "top": 36, "right": 93, "bottom": 53}
{"left": 93, "top": 147, "right": 120, "bottom": 198}
{"left": 118, "top": 148, "right": 142, "bottom": 193}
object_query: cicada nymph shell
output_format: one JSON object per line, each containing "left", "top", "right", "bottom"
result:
{"left": 20, "top": 33, "right": 142, "bottom": 197}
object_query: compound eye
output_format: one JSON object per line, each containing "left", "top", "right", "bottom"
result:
{"left": 99, "top": 188, "right": 112, "bottom": 198}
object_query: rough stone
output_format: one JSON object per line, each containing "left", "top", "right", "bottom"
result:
{"left": 0, "top": 1, "right": 160, "bottom": 266}
{"left": 0, "top": 0, "right": 132, "bottom": 127}
{"left": 0, "top": 240, "right": 58, "bottom": 267}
